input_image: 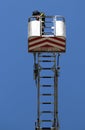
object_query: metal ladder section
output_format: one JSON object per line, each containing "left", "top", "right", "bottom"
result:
{"left": 43, "top": 16, "right": 55, "bottom": 35}
{"left": 34, "top": 52, "right": 60, "bottom": 130}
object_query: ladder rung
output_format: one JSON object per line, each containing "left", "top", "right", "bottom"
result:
{"left": 40, "top": 120, "right": 53, "bottom": 122}
{"left": 41, "top": 94, "right": 53, "bottom": 96}
{"left": 41, "top": 102, "right": 53, "bottom": 104}
{"left": 41, "top": 68, "right": 52, "bottom": 70}
{"left": 41, "top": 127, "right": 51, "bottom": 130}
{"left": 41, "top": 111, "right": 53, "bottom": 113}
{"left": 39, "top": 55, "right": 55, "bottom": 57}
{"left": 41, "top": 85, "right": 53, "bottom": 87}
{"left": 40, "top": 76, "right": 54, "bottom": 78}
{"left": 45, "top": 26, "right": 52, "bottom": 28}
{"left": 39, "top": 60, "right": 54, "bottom": 62}
{"left": 44, "top": 32, "right": 54, "bottom": 34}
{"left": 45, "top": 21, "right": 53, "bottom": 23}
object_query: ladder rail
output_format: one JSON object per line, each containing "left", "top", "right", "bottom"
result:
{"left": 34, "top": 52, "right": 60, "bottom": 129}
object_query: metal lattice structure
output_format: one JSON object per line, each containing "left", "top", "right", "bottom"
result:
{"left": 34, "top": 53, "right": 60, "bottom": 130}
{"left": 28, "top": 14, "right": 66, "bottom": 130}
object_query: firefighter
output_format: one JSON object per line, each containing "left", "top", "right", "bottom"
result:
{"left": 32, "top": 10, "right": 45, "bottom": 34}
{"left": 32, "top": 10, "right": 40, "bottom": 20}
{"left": 40, "top": 12, "right": 45, "bottom": 34}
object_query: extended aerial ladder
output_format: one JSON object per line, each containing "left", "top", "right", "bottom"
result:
{"left": 28, "top": 14, "right": 66, "bottom": 130}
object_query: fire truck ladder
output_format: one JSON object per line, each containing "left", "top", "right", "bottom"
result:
{"left": 34, "top": 52, "right": 60, "bottom": 130}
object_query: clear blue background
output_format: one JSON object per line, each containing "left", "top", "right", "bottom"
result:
{"left": 0, "top": 0, "right": 85, "bottom": 130}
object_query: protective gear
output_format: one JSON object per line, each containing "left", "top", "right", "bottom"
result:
{"left": 32, "top": 11, "right": 45, "bottom": 35}
{"left": 40, "top": 12, "right": 45, "bottom": 17}
{"left": 40, "top": 12, "right": 45, "bottom": 34}
{"left": 32, "top": 10, "right": 40, "bottom": 16}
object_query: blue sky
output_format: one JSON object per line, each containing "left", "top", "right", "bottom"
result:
{"left": 0, "top": 0, "right": 85, "bottom": 130}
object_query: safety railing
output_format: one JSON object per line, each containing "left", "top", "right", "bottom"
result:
{"left": 28, "top": 16, "right": 66, "bottom": 37}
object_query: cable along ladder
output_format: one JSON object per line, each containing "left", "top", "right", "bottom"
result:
{"left": 34, "top": 52, "right": 60, "bottom": 130}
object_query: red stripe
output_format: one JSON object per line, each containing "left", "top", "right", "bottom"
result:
{"left": 49, "top": 39, "right": 65, "bottom": 47}
{"left": 38, "top": 45, "right": 53, "bottom": 47}
{"left": 29, "top": 39, "right": 65, "bottom": 48}
{"left": 29, "top": 48, "right": 65, "bottom": 52}
{"left": 28, "top": 36, "right": 43, "bottom": 42}
{"left": 50, "top": 37, "right": 66, "bottom": 42}
{"left": 28, "top": 36, "right": 66, "bottom": 43}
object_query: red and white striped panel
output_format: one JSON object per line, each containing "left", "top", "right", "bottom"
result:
{"left": 28, "top": 36, "right": 66, "bottom": 52}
